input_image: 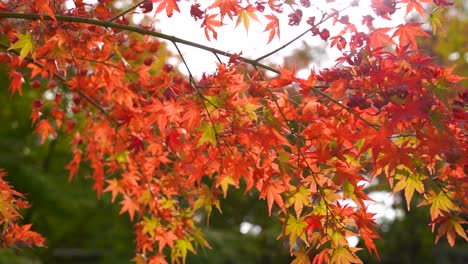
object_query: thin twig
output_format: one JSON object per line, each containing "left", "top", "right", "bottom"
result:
{"left": 107, "top": 0, "right": 147, "bottom": 22}
{"left": 255, "top": 3, "right": 354, "bottom": 62}
{"left": 0, "top": 12, "right": 279, "bottom": 74}
{"left": 171, "top": 41, "right": 219, "bottom": 143}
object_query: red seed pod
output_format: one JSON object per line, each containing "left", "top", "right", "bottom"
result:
{"left": 48, "top": 80, "right": 57, "bottom": 89}
{"left": 32, "top": 99, "right": 42, "bottom": 109}
{"left": 139, "top": 0, "right": 153, "bottom": 13}
{"left": 144, "top": 57, "right": 153, "bottom": 66}
{"left": 319, "top": 29, "right": 330, "bottom": 40}
{"left": 163, "top": 64, "right": 174, "bottom": 73}
{"left": 311, "top": 27, "right": 320, "bottom": 35}
{"left": 31, "top": 80, "right": 41, "bottom": 89}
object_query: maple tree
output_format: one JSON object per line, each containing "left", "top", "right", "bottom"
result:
{"left": 0, "top": 0, "right": 467, "bottom": 263}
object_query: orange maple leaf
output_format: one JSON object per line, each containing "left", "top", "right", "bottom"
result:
{"left": 264, "top": 14, "right": 280, "bottom": 43}
{"left": 210, "top": 0, "right": 241, "bottom": 21}
{"left": 235, "top": 5, "right": 260, "bottom": 32}
{"left": 35, "top": 0, "right": 56, "bottom": 20}
{"left": 259, "top": 179, "right": 285, "bottom": 215}
{"left": 154, "top": 230, "right": 177, "bottom": 252}
{"left": 34, "top": 120, "right": 56, "bottom": 144}
{"left": 103, "top": 179, "right": 121, "bottom": 203}
{"left": 202, "top": 14, "right": 222, "bottom": 40}
{"left": 119, "top": 195, "right": 139, "bottom": 221}
{"left": 65, "top": 150, "right": 82, "bottom": 182}
{"left": 392, "top": 23, "right": 430, "bottom": 50}
{"left": 153, "top": 0, "right": 180, "bottom": 17}
{"left": 433, "top": 215, "right": 468, "bottom": 247}
{"left": 270, "top": 65, "right": 296, "bottom": 88}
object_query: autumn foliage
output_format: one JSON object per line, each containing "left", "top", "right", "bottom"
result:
{"left": 0, "top": 0, "right": 467, "bottom": 263}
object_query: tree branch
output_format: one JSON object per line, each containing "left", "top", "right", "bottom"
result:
{"left": 0, "top": 12, "right": 279, "bottom": 74}
{"left": 0, "top": 11, "right": 379, "bottom": 130}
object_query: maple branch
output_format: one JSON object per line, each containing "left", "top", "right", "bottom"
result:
{"left": 0, "top": 12, "right": 379, "bottom": 130}
{"left": 0, "top": 12, "right": 279, "bottom": 74}
{"left": 107, "top": 0, "right": 147, "bottom": 22}
{"left": 171, "top": 41, "right": 197, "bottom": 89}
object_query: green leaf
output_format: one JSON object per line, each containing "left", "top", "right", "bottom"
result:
{"left": 330, "top": 229, "right": 347, "bottom": 248}
{"left": 393, "top": 167, "right": 427, "bottom": 210}
{"left": 171, "top": 239, "right": 196, "bottom": 264}
{"left": 330, "top": 247, "right": 363, "bottom": 264}
{"left": 141, "top": 216, "right": 159, "bottom": 237}
{"left": 286, "top": 186, "right": 311, "bottom": 217}
{"left": 197, "top": 122, "right": 223, "bottom": 146}
{"left": 204, "top": 95, "right": 224, "bottom": 108}
{"left": 291, "top": 249, "right": 311, "bottom": 264}
{"left": 263, "top": 108, "right": 280, "bottom": 126}
{"left": 8, "top": 32, "right": 34, "bottom": 60}
{"left": 420, "top": 190, "right": 459, "bottom": 220}
{"left": 285, "top": 215, "right": 307, "bottom": 250}
{"left": 192, "top": 228, "right": 212, "bottom": 249}
{"left": 241, "top": 103, "right": 258, "bottom": 120}
{"left": 193, "top": 184, "right": 221, "bottom": 219}
{"left": 430, "top": 8, "right": 445, "bottom": 36}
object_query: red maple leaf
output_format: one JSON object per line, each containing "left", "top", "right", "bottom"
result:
{"left": 8, "top": 70, "right": 23, "bottom": 96}
{"left": 34, "top": 120, "right": 56, "bottom": 144}
{"left": 304, "top": 215, "right": 323, "bottom": 232}
{"left": 368, "top": 27, "right": 395, "bottom": 49}
{"left": 392, "top": 23, "right": 430, "bottom": 50}
{"left": 65, "top": 150, "right": 82, "bottom": 181}
{"left": 154, "top": 230, "right": 177, "bottom": 252}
